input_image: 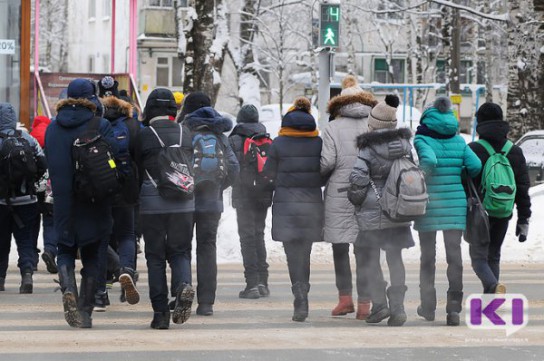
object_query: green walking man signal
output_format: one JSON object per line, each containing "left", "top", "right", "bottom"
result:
{"left": 319, "top": 3, "right": 340, "bottom": 48}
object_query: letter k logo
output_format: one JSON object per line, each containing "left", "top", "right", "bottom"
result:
{"left": 470, "top": 298, "right": 506, "bottom": 326}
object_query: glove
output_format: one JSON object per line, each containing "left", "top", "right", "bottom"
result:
{"left": 516, "top": 219, "right": 529, "bottom": 243}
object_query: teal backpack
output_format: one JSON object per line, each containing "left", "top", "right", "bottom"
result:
{"left": 478, "top": 139, "right": 516, "bottom": 218}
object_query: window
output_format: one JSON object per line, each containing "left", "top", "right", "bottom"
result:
{"left": 155, "top": 56, "right": 184, "bottom": 87}
{"left": 89, "top": 0, "right": 96, "bottom": 19}
{"left": 377, "top": 0, "right": 404, "bottom": 21}
{"left": 103, "top": 54, "right": 110, "bottom": 73}
{"left": 103, "top": 0, "right": 111, "bottom": 19}
{"left": 88, "top": 56, "right": 95, "bottom": 72}
{"left": 147, "top": 0, "right": 173, "bottom": 7}
{"left": 373, "top": 58, "right": 405, "bottom": 83}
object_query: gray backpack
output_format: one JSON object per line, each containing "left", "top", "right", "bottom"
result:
{"left": 372, "top": 156, "right": 428, "bottom": 222}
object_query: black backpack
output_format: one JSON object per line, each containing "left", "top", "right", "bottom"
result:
{"left": 146, "top": 124, "right": 194, "bottom": 200}
{"left": 72, "top": 117, "right": 122, "bottom": 203}
{"left": 0, "top": 130, "right": 38, "bottom": 202}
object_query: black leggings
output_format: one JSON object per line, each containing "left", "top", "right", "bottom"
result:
{"left": 332, "top": 243, "right": 352, "bottom": 295}
{"left": 283, "top": 241, "right": 313, "bottom": 286}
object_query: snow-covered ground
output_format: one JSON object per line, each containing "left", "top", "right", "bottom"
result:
{"left": 10, "top": 185, "right": 544, "bottom": 265}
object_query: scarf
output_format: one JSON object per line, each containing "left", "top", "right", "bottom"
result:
{"left": 278, "top": 127, "right": 319, "bottom": 138}
{"left": 415, "top": 124, "right": 455, "bottom": 139}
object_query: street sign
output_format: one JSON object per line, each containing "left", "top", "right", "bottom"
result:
{"left": 319, "top": 4, "right": 340, "bottom": 48}
{"left": 0, "top": 39, "right": 16, "bottom": 55}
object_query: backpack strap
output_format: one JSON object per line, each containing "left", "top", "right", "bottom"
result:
{"left": 500, "top": 140, "right": 514, "bottom": 156}
{"left": 148, "top": 126, "right": 166, "bottom": 148}
{"left": 477, "top": 139, "right": 496, "bottom": 157}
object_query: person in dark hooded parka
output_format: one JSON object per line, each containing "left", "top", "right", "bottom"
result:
{"left": 263, "top": 97, "right": 324, "bottom": 322}
{"left": 228, "top": 104, "right": 273, "bottom": 299}
{"left": 45, "top": 78, "right": 118, "bottom": 328}
{"left": 183, "top": 92, "right": 239, "bottom": 316}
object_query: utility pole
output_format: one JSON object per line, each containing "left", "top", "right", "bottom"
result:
{"left": 450, "top": 7, "right": 461, "bottom": 94}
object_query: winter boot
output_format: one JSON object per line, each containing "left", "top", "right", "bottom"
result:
{"left": 417, "top": 287, "right": 436, "bottom": 321}
{"left": 366, "top": 281, "right": 390, "bottom": 324}
{"left": 356, "top": 300, "right": 371, "bottom": 320}
{"left": 292, "top": 282, "right": 310, "bottom": 322}
{"left": 387, "top": 286, "right": 407, "bottom": 327}
{"left": 41, "top": 250, "right": 58, "bottom": 274}
{"left": 151, "top": 311, "right": 170, "bottom": 329}
{"left": 19, "top": 270, "right": 33, "bottom": 294}
{"left": 172, "top": 283, "right": 195, "bottom": 324}
{"left": 94, "top": 290, "right": 109, "bottom": 312}
{"left": 446, "top": 291, "right": 463, "bottom": 326}
{"left": 58, "top": 265, "right": 81, "bottom": 328}
{"left": 78, "top": 277, "right": 96, "bottom": 328}
{"left": 119, "top": 267, "right": 140, "bottom": 305}
{"left": 331, "top": 294, "right": 355, "bottom": 316}
{"left": 258, "top": 284, "right": 270, "bottom": 297}
{"left": 0, "top": 277, "right": 4, "bottom": 291}
{"left": 239, "top": 286, "right": 260, "bottom": 299}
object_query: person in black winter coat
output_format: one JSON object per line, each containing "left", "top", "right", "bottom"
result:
{"left": 468, "top": 102, "right": 532, "bottom": 294}
{"left": 228, "top": 104, "right": 273, "bottom": 299}
{"left": 135, "top": 88, "right": 196, "bottom": 329}
{"left": 263, "top": 97, "right": 325, "bottom": 322}
{"left": 96, "top": 95, "right": 141, "bottom": 309}
{"left": 45, "top": 78, "right": 118, "bottom": 328}
{"left": 184, "top": 97, "right": 239, "bottom": 316}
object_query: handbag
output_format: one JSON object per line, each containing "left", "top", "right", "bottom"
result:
{"left": 464, "top": 176, "right": 491, "bottom": 245}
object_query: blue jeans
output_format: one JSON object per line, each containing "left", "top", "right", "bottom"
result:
{"left": 112, "top": 206, "right": 136, "bottom": 270}
{"left": 143, "top": 212, "right": 193, "bottom": 312}
{"left": 0, "top": 203, "right": 39, "bottom": 277}
{"left": 194, "top": 212, "right": 221, "bottom": 305}
{"left": 42, "top": 213, "right": 58, "bottom": 256}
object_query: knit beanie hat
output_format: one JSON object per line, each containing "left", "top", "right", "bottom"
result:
{"left": 143, "top": 88, "right": 177, "bottom": 125}
{"left": 476, "top": 102, "right": 503, "bottom": 123}
{"left": 236, "top": 104, "right": 259, "bottom": 123}
{"left": 368, "top": 94, "right": 399, "bottom": 130}
{"left": 281, "top": 97, "right": 316, "bottom": 131}
{"left": 340, "top": 75, "right": 363, "bottom": 96}
{"left": 67, "top": 78, "right": 103, "bottom": 115}
{"left": 98, "top": 76, "right": 119, "bottom": 98}
{"left": 178, "top": 91, "right": 212, "bottom": 122}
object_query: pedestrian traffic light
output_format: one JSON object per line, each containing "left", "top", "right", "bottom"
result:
{"left": 319, "top": 3, "right": 340, "bottom": 48}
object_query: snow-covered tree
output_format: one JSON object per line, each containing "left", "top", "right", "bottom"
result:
{"left": 506, "top": 0, "right": 544, "bottom": 139}
{"left": 31, "top": 0, "right": 68, "bottom": 72}
{"left": 183, "top": 0, "right": 229, "bottom": 104}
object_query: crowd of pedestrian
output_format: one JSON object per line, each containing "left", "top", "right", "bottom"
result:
{"left": 0, "top": 74, "right": 531, "bottom": 329}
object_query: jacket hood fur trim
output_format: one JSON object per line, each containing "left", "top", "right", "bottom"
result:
{"left": 328, "top": 92, "right": 378, "bottom": 119}
{"left": 357, "top": 127, "right": 412, "bottom": 149}
{"left": 56, "top": 98, "right": 98, "bottom": 113}
{"left": 101, "top": 96, "right": 133, "bottom": 118}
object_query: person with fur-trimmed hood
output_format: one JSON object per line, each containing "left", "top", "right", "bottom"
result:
{"left": 95, "top": 95, "right": 142, "bottom": 309}
{"left": 264, "top": 97, "right": 325, "bottom": 322}
{"left": 413, "top": 96, "right": 481, "bottom": 326}
{"left": 349, "top": 95, "right": 414, "bottom": 327}
{"left": 321, "top": 75, "right": 377, "bottom": 320}
{"left": 45, "top": 78, "right": 119, "bottom": 328}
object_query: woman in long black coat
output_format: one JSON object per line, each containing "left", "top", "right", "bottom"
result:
{"left": 264, "top": 97, "right": 324, "bottom": 322}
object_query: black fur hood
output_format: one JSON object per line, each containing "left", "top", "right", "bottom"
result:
{"left": 357, "top": 127, "right": 412, "bottom": 149}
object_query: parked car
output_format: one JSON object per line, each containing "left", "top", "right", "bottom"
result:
{"left": 516, "top": 130, "right": 544, "bottom": 186}
{"left": 260, "top": 103, "right": 319, "bottom": 138}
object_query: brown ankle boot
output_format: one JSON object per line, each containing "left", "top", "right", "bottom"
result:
{"left": 356, "top": 300, "right": 371, "bottom": 320}
{"left": 331, "top": 295, "right": 355, "bottom": 316}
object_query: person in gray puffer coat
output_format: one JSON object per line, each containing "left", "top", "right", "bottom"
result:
{"left": 320, "top": 75, "right": 377, "bottom": 320}
{"left": 349, "top": 95, "right": 414, "bottom": 327}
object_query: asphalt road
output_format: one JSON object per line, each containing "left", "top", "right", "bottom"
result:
{"left": 1, "top": 259, "right": 543, "bottom": 361}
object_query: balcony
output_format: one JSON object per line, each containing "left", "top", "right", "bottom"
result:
{"left": 139, "top": 7, "right": 176, "bottom": 38}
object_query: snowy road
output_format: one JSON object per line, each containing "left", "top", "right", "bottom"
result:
{"left": 1, "top": 262, "right": 543, "bottom": 360}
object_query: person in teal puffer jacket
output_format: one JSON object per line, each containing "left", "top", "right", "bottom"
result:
{"left": 413, "top": 97, "right": 481, "bottom": 327}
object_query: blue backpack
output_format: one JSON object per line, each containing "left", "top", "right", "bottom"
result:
{"left": 192, "top": 132, "right": 226, "bottom": 185}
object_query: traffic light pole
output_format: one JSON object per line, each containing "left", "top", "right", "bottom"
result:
{"left": 318, "top": 47, "right": 332, "bottom": 131}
